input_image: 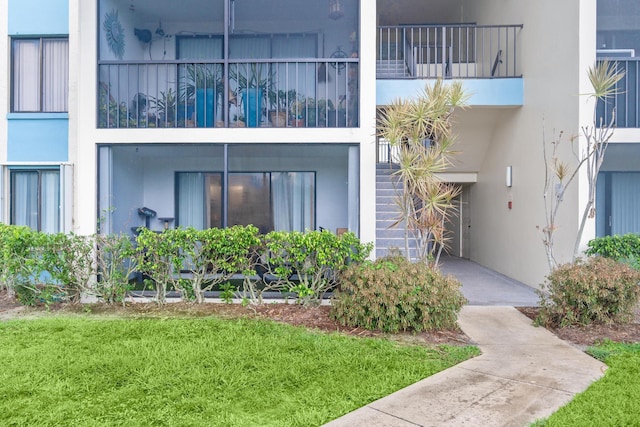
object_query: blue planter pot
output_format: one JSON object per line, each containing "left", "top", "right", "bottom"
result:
{"left": 177, "top": 103, "right": 195, "bottom": 124}
{"left": 241, "top": 88, "right": 263, "bottom": 128}
{"left": 196, "top": 88, "right": 215, "bottom": 127}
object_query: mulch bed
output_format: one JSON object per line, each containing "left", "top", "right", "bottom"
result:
{"left": 3, "top": 289, "right": 640, "bottom": 347}
{"left": 517, "top": 306, "right": 640, "bottom": 347}
{"left": 0, "top": 290, "right": 470, "bottom": 346}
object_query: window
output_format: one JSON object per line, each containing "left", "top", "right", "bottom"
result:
{"left": 10, "top": 169, "right": 60, "bottom": 233}
{"left": 12, "top": 38, "right": 69, "bottom": 112}
{"left": 177, "top": 171, "right": 315, "bottom": 233}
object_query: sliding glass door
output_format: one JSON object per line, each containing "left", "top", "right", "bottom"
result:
{"left": 177, "top": 171, "right": 315, "bottom": 233}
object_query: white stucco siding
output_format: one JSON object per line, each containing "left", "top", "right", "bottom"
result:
{"left": 462, "top": 0, "right": 597, "bottom": 288}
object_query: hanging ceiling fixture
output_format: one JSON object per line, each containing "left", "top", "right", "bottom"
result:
{"left": 129, "top": 0, "right": 135, "bottom": 13}
{"left": 329, "top": 0, "right": 344, "bottom": 20}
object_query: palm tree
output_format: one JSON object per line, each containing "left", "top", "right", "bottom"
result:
{"left": 377, "top": 80, "right": 468, "bottom": 266}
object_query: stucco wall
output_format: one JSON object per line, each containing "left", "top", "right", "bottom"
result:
{"left": 462, "top": 0, "right": 597, "bottom": 288}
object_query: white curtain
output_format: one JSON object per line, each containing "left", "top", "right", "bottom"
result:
{"left": 11, "top": 170, "right": 59, "bottom": 232}
{"left": 12, "top": 172, "right": 38, "bottom": 229}
{"left": 177, "top": 173, "right": 205, "bottom": 229}
{"left": 42, "top": 39, "right": 69, "bottom": 112}
{"left": 13, "top": 39, "right": 68, "bottom": 112}
{"left": 41, "top": 171, "right": 60, "bottom": 233}
{"left": 272, "top": 172, "right": 314, "bottom": 232}
{"left": 13, "top": 39, "right": 40, "bottom": 111}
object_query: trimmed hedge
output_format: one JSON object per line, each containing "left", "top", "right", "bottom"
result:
{"left": 0, "top": 224, "right": 372, "bottom": 306}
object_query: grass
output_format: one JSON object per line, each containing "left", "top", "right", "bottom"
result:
{"left": 533, "top": 341, "right": 640, "bottom": 426}
{"left": 0, "top": 315, "right": 478, "bottom": 426}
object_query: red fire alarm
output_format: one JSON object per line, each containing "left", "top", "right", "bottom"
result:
{"left": 508, "top": 201, "right": 513, "bottom": 210}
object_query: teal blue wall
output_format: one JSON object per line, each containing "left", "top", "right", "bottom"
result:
{"left": 8, "top": 0, "right": 69, "bottom": 163}
{"left": 7, "top": 114, "right": 69, "bottom": 162}
{"left": 376, "top": 78, "right": 524, "bottom": 107}
{"left": 9, "top": 0, "right": 69, "bottom": 35}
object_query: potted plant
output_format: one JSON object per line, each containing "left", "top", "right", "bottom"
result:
{"left": 327, "top": 96, "right": 347, "bottom": 127}
{"left": 290, "top": 97, "right": 306, "bottom": 127}
{"left": 230, "top": 63, "right": 274, "bottom": 127}
{"left": 268, "top": 89, "right": 296, "bottom": 127}
{"left": 305, "top": 98, "right": 329, "bottom": 127}
{"left": 150, "top": 88, "right": 183, "bottom": 127}
{"left": 183, "top": 64, "right": 223, "bottom": 127}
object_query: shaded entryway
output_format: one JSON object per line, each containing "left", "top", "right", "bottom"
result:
{"left": 440, "top": 256, "right": 539, "bottom": 307}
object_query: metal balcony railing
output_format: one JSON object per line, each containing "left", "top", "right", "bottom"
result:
{"left": 98, "top": 58, "right": 359, "bottom": 129}
{"left": 597, "top": 58, "right": 640, "bottom": 128}
{"left": 377, "top": 24, "right": 523, "bottom": 79}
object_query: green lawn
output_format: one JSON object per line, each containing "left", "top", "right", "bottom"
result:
{"left": 0, "top": 316, "right": 478, "bottom": 427}
{"left": 534, "top": 342, "right": 640, "bottom": 426}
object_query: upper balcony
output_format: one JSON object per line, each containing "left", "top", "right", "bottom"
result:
{"left": 375, "top": 0, "right": 523, "bottom": 107}
{"left": 376, "top": 24, "right": 524, "bottom": 107}
{"left": 377, "top": 24, "right": 522, "bottom": 80}
{"left": 597, "top": 58, "right": 640, "bottom": 130}
{"left": 97, "top": 0, "right": 359, "bottom": 129}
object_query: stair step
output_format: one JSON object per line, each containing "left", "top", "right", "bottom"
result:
{"left": 376, "top": 211, "right": 400, "bottom": 221}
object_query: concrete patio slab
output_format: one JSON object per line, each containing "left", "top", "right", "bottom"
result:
{"left": 440, "top": 257, "right": 539, "bottom": 307}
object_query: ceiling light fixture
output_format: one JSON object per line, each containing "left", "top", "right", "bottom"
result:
{"left": 329, "top": 0, "right": 344, "bottom": 20}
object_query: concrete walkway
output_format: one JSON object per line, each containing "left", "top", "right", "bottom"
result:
{"left": 440, "top": 256, "right": 539, "bottom": 307}
{"left": 324, "top": 306, "right": 606, "bottom": 427}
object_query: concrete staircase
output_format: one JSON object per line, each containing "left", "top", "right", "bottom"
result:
{"left": 376, "top": 59, "right": 410, "bottom": 78}
{"left": 376, "top": 163, "right": 418, "bottom": 259}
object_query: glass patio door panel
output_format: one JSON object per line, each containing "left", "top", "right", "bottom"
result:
{"left": 228, "top": 173, "right": 272, "bottom": 233}
{"left": 176, "top": 170, "right": 315, "bottom": 233}
{"left": 272, "top": 172, "right": 315, "bottom": 232}
{"left": 177, "top": 172, "right": 206, "bottom": 229}
{"left": 177, "top": 172, "right": 223, "bottom": 230}
{"left": 206, "top": 174, "right": 223, "bottom": 229}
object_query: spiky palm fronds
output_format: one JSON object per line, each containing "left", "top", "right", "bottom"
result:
{"left": 379, "top": 80, "right": 467, "bottom": 265}
{"left": 587, "top": 60, "right": 624, "bottom": 101}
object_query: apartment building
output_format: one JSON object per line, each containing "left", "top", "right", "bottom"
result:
{"left": 1, "top": 0, "right": 636, "bottom": 289}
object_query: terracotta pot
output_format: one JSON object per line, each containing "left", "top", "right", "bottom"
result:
{"left": 269, "top": 111, "right": 287, "bottom": 127}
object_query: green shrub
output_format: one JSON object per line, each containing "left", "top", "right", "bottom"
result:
{"left": 537, "top": 257, "right": 640, "bottom": 327}
{"left": 39, "top": 232, "right": 94, "bottom": 303}
{"left": 263, "top": 230, "right": 373, "bottom": 305}
{"left": 179, "top": 225, "right": 262, "bottom": 303}
{"left": 586, "top": 234, "right": 640, "bottom": 263}
{"left": 0, "top": 224, "right": 41, "bottom": 296}
{"left": 135, "top": 228, "right": 187, "bottom": 304}
{"left": 14, "top": 283, "right": 63, "bottom": 307}
{"left": 94, "top": 233, "right": 137, "bottom": 304}
{"left": 330, "top": 256, "right": 466, "bottom": 332}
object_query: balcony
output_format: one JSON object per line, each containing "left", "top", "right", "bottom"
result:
{"left": 97, "top": 0, "right": 360, "bottom": 129}
{"left": 597, "top": 58, "right": 639, "bottom": 128}
{"left": 98, "top": 59, "right": 359, "bottom": 129}
{"left": 376, "top": 24, "right": 524, "bottom": 107}
{"left": 377, "top": 24, "right": 523, "bottom": 79}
